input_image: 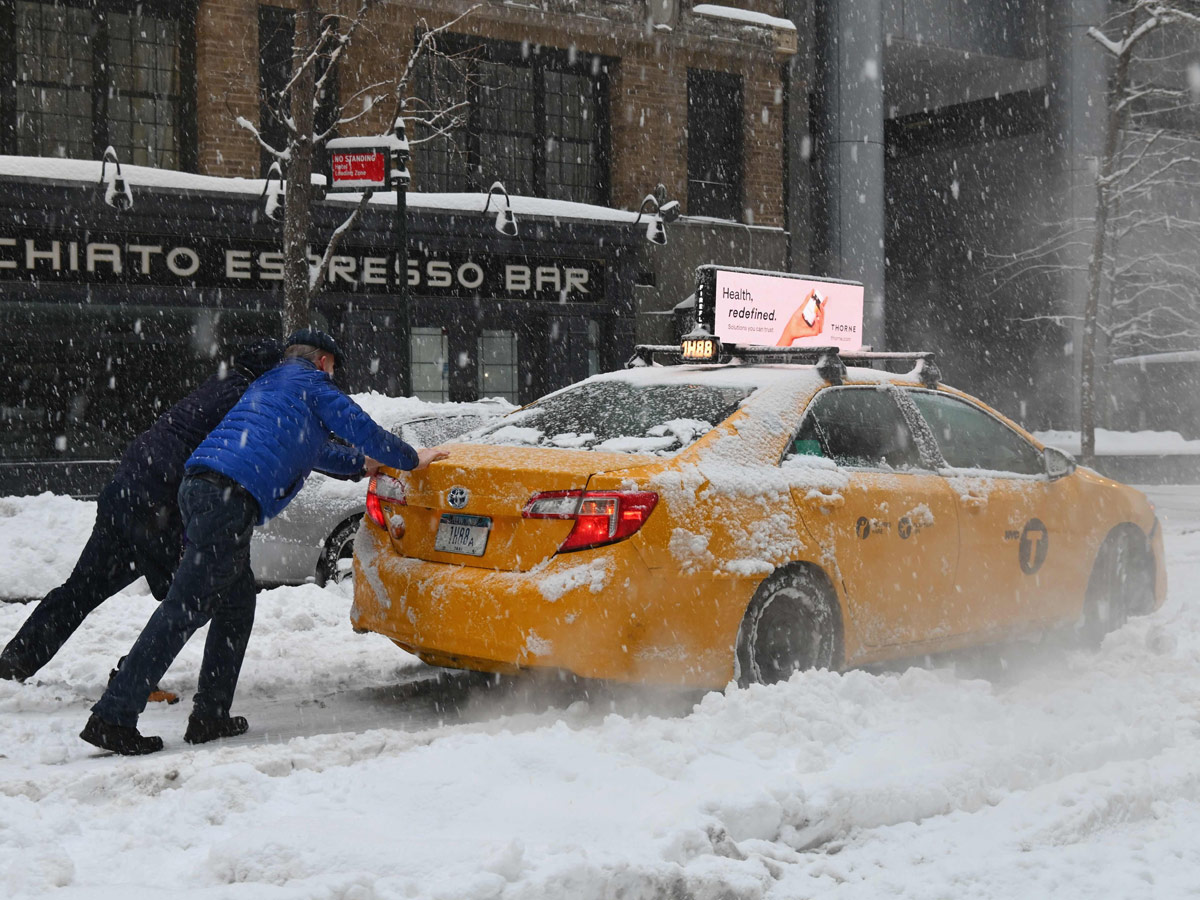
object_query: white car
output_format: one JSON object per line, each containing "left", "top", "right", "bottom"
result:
{"left": 250, "top": 398, "right": 511, "bottom": 585}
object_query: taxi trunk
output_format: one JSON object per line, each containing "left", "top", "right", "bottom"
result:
{"left": 369, "top": 444, "right": 658, "bottom": 573}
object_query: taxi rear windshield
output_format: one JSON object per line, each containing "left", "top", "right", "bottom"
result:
{"left": 464, "top": 380, "right": 751, "bottom": 454}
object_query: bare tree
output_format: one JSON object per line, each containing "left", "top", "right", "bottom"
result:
{"left": 1078, "top": 3, "right": 1197, "bottom": 461}
{"left": 234, "top": 0, "right": 476, "bottom": 334}
{"left": 986, "top": 1, "right": 1200, "bottom": 463}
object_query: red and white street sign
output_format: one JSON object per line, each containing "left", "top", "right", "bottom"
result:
{"left": 329, "top": 148, "right": 389, "bottom": 190}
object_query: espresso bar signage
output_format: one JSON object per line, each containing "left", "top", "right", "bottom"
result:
{"left": 0, "top": 231, "right": 604, "bottom": 302}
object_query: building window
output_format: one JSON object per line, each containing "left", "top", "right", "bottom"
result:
{"left": 258, "top": 5, "right": 294, "bottom": 176}
{"left": 411, "top": 326, "right": 449, "bottom": 402}
{"left": 413, "top": 37, "right": 611, "bottom": 205}
{"left": 478, "top": 329, "right": 519, "bottom": 402}
{"left": 256, "top": 4, "right": 340, "bottom": 176}
{"left": 2, "top": 1, "right": 196, "bottom": 169}
{"left": 687, "top": 68, "right": 743, "bottom": 220}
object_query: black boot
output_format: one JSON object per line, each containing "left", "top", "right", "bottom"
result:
{"left": 0, "top": 652, "right": 34, "bottom": 683}
{"left": 184, "top": 714, "right": 248, "bottom": 745}
{"left": 80, "top": 713, "right": 164, "bottom": 755}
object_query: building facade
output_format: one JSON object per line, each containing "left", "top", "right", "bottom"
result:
{"left": 802, "top": 0, "right": 1200, "bottom": 432}
{"left": 5, "top": 0, "right": 1194, "bottom": 496}
{"left": 0, "top": 0, "right": 797, "bottom": 493}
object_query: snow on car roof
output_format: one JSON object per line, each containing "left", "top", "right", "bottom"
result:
{"left": 587, "top": 360, "right": 930, "bottom": 392}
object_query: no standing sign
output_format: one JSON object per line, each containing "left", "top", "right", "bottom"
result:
{"left": 328, "top": 147, "right": 390, "bottom": 191}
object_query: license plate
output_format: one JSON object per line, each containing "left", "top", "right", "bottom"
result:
{"left": 434, "top": 513, "right": 491, "bottom": 557}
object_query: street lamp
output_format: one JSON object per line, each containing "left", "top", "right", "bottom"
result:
{"left": 483, "top": 181, "right": 518, "bottom": 236}
{"left": 99, "top": 146, "right": 133, "bottom": 211}
{"left": 634, "top": 184, "right": 680, "bottom": 245}
{"left": 634, "top": 183, "right": 680, "bottom": 245}
{"left": 261, "top": 160, "right": 285, "bottom": 221}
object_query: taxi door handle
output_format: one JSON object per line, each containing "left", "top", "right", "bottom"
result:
{"left": 813, "top": 492, "right": 845, "bottom": 510}
{"left": 962, "top": 494, "right": 988, "bottom": 511}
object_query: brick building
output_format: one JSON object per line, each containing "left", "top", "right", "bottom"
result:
{"left": 0, "top": 0, "right": 797, "bottom": 493}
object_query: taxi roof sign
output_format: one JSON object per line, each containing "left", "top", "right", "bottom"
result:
{"left": 695, "top": 266, "right": 864, "bottom": 353}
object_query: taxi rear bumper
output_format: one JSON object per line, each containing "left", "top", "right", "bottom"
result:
{"left": 351, "top": 521, "right": 746, "bottom": 687}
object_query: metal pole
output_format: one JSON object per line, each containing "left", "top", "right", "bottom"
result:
{"left": 394, "top": 119, "right": 411, "bottom": 396}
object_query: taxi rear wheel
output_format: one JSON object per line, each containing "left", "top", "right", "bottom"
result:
{"left": 736, "top": 568, "right": 839, "bottom": 686}
{"left": 1080, "top": 529, "right": 1153, "bottom": 646}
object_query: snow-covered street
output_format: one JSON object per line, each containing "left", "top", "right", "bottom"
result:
{"left": 1, "top": 486, "right": 1197, "bottom": 899}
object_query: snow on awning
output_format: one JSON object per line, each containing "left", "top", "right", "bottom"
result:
{"left": 0, "top": 155, "right": 652, "bottom": 227}
{"left": 691, "top": 4, "right": 797, "bottom": 32}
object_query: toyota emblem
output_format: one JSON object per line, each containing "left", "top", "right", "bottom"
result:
{"left": 447, "top": 486, "right": 469, "bottom": 509}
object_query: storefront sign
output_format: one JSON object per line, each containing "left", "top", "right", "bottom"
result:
{"left": 0, "top": 231, "right": 604, "bottom": 303}
{"left": 329, "top": 148, "right": 390, "bottom": 190}
{"left": 712, "top": 269, "right": 863, "bottom": 351}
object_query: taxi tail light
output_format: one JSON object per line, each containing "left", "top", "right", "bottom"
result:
{"left": 366, "top": 473, "right": 406, "bottom": 528}
{"left": 522, "top": 490, "right": 658, "bottom": 552}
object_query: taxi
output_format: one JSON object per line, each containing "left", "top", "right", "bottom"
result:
{"left": 351, "top": 270, "right": 1165, "bottom": 688}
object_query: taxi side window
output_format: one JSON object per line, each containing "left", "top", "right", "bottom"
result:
{"left": 788, "top": 387, "right": 923, "bottom": 471}
{"left": 908, "top": 390, "right": 1043, "bottom": 476}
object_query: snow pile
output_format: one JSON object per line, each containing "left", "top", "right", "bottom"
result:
{"left": 1035, "top": 428, "right": 1200, "bottom": 456}
{"left": 0, "top": 494, "right": 119, "bottom": 600}
{"left": 0, "top": 486, "right": 1197, "bottom": 897}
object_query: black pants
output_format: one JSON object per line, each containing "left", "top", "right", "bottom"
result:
{"left": 1, "top": 480, "right": 180, "bottom": 677}
{"left": 94, "top": 473, "right": 258, "bottom": 727}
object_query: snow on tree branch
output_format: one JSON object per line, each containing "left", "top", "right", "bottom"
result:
{"left": 307, "top": 190, "right": 376, "bottom": 295}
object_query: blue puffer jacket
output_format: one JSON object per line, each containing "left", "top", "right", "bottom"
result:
{"left": 186, "top": 358, "right": 419, "bottom": 523}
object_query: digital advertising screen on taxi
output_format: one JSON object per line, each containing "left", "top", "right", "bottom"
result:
{"left": 710, "top": 269, "right": 864, "bottom": 352}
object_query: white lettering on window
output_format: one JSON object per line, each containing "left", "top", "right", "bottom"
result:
{"left": 127, "top": 245, "right": 163, "bottom": 275}
{"left": 506, "top": 265, "right": 531, "bottom": 292}
{"left": 427, "top": 260, "right": 452, "bottom": 288}
{"left": 330, "top": 256, "right": 357, "bottom": 284}
{"left": 0, "top": 237, "right": 16, "bottom": 269}
{"left": 563, "top": 268, "right": 589, "bottom": 294}
{"left": 166, "top": 247, "right": 200, "bottom": 277}
{"left": 86, "top": 243, "right": 122, "bottom": 274}
{"left": 26, "top": 239, "right": 62, "bottom": 270}
{"left": 535, "top": 267, "right": 561, "bottom": 292}
{"left": 225, "top": 250, "right": 252, "bottom": 279}
{"left": 258, "top": 251, "right": 284, "bottom": 280}
{"left": 361, "top": 256, "right": 388, "bottom": 284}
{"left": 457, "top": 262, "right": 484, "bottom": 290}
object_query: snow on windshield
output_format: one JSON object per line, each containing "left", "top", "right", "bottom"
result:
{"left": 462, "top": 380, "right": 751, "bottom": 455}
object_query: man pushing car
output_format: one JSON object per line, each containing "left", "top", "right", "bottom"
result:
{"left": 0, "top": 337, "right": 283, "bottom": 691}
{"left": 81, "top": 329, "right": 448, "bottom": 755}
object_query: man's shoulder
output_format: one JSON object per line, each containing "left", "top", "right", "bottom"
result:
{"left": 193, "top": 370, "right": 249, "bottom": 398}
{"left": 247, "top": 360, "right": 344, "bottom": 407}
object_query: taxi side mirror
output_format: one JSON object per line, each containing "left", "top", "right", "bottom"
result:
{"left": 1044, "top": 446, "right": 1076, "bottom": 480}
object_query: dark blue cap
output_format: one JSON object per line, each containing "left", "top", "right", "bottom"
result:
{"left": 286, "top": 328, "right": 344, "bottom": 370}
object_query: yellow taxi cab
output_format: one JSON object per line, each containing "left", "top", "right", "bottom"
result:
{"left": 350, "top": 343, "right": 1166, "bottom": 689}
